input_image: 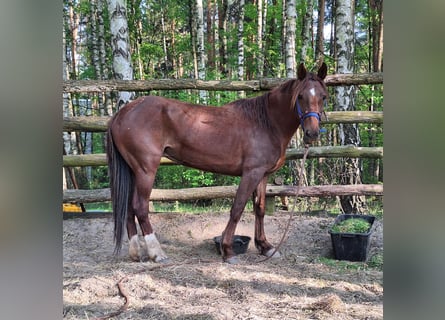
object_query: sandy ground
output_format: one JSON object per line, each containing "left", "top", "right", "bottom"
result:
{"left": 63, "top": 210, "right": 383, "bottom": 319}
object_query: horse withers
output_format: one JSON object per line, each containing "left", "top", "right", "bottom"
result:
{"left": 107, "top": 63, "right": 328, "bottom": 264}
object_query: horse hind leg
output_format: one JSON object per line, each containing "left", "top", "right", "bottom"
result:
{"left": 127, "top": 205, "right": 143, "bottom": 261}
{"left": 131, "top": 168, "right": 169, "bottom": 263}
{"left": 127, "top": 205, "right": 152, "bottom": 262}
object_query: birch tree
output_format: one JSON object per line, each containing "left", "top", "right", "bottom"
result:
{"left": 334, "top": 0, "right": 363, "bottom": 213}
{"left": 63, "top": 13, "right": 72, "bottom": 190}
{"left": 237, "top": 0, "right": 245, "bottom": 98}
{"left": 195, "top": 0, "right": 207, "bottom": 102}
{"left": 284, "top": 0, "right": 297, "bottom": 78}
{"left": 108, "top": 0, "right": 134, "bottom": 109}
{"left": 257, "top": 0, "right": 265, "bottom": 77}
{"left": 63, "top": 0, "right": 79, "bottom": 156}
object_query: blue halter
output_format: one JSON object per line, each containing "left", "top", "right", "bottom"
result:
{"left": 295, "top": 98, "right": 321, "bottom": 131}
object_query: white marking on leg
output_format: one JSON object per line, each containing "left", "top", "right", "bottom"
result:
{"left": 144, "top": 233, "right": 169, "bottom": 263}
{"left": 129, "top": 235, "right": 141, "bottom": 262}
{"left": 309, "top": 87, "right": 316, "bottom": 96}
{"left": 265, "top": 248, "right": 281, "bottom": 258}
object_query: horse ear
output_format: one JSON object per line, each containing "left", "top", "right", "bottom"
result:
{"left": 317, "top": 62, "right": 328, "bottom": 80}
{"left": 297, "top": 63, "right": 307, "bottom": 80}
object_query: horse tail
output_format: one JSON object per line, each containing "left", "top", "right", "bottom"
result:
{"left": 107, "top": 121, "right": 133, "bottom": 255}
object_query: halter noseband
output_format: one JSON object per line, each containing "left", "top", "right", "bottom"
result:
{"left": 295, "top": 98, "right": 322, "bottom": 131}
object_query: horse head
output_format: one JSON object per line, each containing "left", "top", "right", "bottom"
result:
{"left": 295, "top": 62, "right": 328, "bottom": 145}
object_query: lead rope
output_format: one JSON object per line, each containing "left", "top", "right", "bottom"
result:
{"left": 258, "top": 145, "right": 310, "bottom": 263}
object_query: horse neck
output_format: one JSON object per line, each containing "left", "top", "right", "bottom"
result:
{"left": 267, "top": 90, "right": 299, "bottom": 147}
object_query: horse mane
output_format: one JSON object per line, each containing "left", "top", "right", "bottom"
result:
{"left": 231, "top": 72, "right": 327, "bottom": 129}
{"left": 233, "top": 94, "right": 272, "bottom": 129}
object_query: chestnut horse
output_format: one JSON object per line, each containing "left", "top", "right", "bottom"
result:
{"left": 107, "top": 63, "right": 328, "bottom": 264}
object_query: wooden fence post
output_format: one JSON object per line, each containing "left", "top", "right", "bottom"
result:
{"left": 265, "top": 196, "right": 275, "bottom": 215}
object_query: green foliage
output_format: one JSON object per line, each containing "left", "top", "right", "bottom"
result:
{"left": 182, "top": 169, "right": 214, "bottom": 187}
{"left": 64, "top": 0, "right": 384, "bottom": 213}
{"left": 316, "top": 256, "right": 381, "bottom": 271}
{"left": 367, "top": 253, "right": 384, "bottom": 271}
{"left": 331, "top": 218, "right": 371, "bottom": 234}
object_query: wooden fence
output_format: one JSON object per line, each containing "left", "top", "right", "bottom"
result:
{"left": 64, "top": 72, "right": 383, "bottom": 93}
{"left": 63, "top": 74, "right": 383, "bottom": 204}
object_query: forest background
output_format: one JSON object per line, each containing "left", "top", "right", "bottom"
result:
{"left": 62, "top": 0, "right": 383, "bottom": 214}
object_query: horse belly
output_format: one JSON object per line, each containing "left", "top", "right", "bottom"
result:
{"left": 164, "top": 143, "right": 244, "bottom": 176}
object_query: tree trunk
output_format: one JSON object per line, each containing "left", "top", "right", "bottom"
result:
{"left": 63, "top": 11, "right": 73, "bottom": 190}
{"left": 195, "top": 0, "right": 207, "bottom": 103}
{"left": 68, "top": 0, "right": 79, "bottom": 80}
{"left": 315, "top": 0, "right": 325, "bottom": 64}
{"left": 97, "top": 0, "right": 113, "bottom": 116}
{"left": 300, "top": 0, "right": 314, "bottom": 63}
{"left": 130, "top": 0, "right": 144, "bottom": 80}
{"left": 369, "top": 0, "right": 384, "bottom": 73}
{"left": 206, "top": 0, "right": 216, "bottom": 70}
{"left": 108, "top": 0, "right": 134, "bottom": 109}
{"left": 64, "top": 0, "right": 79, "bottom": 157}
{"left": 89, "top": 0, "right": 100, "bottom": 80}
{"left": 284, "top": 0, "right": 297, "bottom": 78}
{"left": 262, "top": 0, "right": 268, "bottom": 73}
{"left": 257, "top": 0, "right": 265, "bottom": 77}
{"left": 160, "top": 8, "right": 169, "bottom": 78}
{"left": 334, "top": 0, "right": 363, "bottom": 213}
{"left": 367, "top": 0, "right": 383, "bottom": 183}
{"left": 190, "top": 0, "right": 199, "bottom": 79}
{"left": 237, "top": 0, "right": 245, "bottom": 98}
{"left": 217, "top": 0, "right": 228, "bottom": 77}
{"left": 89, "top": 0, "right": 105, "bottom": 117}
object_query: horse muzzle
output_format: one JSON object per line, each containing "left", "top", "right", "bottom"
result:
{"left": 301, "top": 112, "right": 321, "bottom": 144}
{"left": 303, "top": 128, "right": 320, "bottom": 144}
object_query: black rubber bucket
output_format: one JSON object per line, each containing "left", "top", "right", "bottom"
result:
{"left": 213, "top": 235, "right": 251, "bottom": 255}
{"left": 328, "top": 214, "right": 375, "bottom": 262}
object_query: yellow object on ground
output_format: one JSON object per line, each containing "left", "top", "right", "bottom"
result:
{"left": 63, "top": 203, "right": 83, "bottom": 212}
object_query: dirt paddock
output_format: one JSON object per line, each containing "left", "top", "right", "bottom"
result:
{"left": 63, "top": 210, "right": 383, "bottom": 319}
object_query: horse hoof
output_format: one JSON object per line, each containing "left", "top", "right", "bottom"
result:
{"left": 155, "top": 256, "right": 170, "bottom": 264}
{"left": 224, "top": 256, "right": 240, "bottom": 264}
{"left": 265, "top": 248, "right": 281, "bottom": 258}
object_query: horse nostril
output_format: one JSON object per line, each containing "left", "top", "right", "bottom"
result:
{"left": 305, "top": 129, "right": 319, "bottom": 139}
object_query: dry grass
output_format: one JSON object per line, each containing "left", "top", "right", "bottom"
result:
{"left": 63, "top": 211, "right": 383, "bottom": 319}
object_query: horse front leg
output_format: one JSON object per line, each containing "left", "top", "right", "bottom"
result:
{"left": 253, "top": 176, "right": 281, "bottom": 258}
{"left": 221, "top": 169, "right": 266, "bottom": 264}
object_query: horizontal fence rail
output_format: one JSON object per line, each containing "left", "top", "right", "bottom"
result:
{"left": 63, "top": 146, "right": 383, "bottom": 167}
{"left": 63, "top": 184, "right": 383, "bottom": 203}
{"left": 63, "top": 111, "right": 383, "bottom": 132}
{"left": 63, "top": 73, "right": 383, "bottom": 93}
{"left": 63, "top": 74, "right": 383, "bottom": 205}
